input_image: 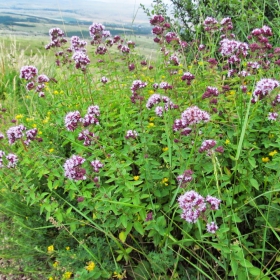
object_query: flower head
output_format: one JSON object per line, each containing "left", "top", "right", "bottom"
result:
{"left": 64, "top": 155, "right": 86, "bottom": 180}
{"left": 20, "top": 66, "right": 38, "bottom": 81}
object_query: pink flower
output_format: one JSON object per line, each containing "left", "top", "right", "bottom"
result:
{"left": 64, "top": 155, "right": 86, "bottom": 180}
{"left": 206, "top": 221, "right": 219, "bottom": 233}
{"left": 65, "top": 111, "right": 81, "bottom": 131}
{"left": 125, "top": 130, "right": 138, "bottom": 139}
{"left": 91, "top": 160, "right": 104, "bottom": 172}
{"left": 20, "top": 66, "right": 38, "bottom": 81}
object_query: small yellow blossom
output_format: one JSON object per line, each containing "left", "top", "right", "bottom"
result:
{"left": 142, "top": 67, "right": 147, "bottom": 71}
{"left": 269, "top": 150, "right": 277, "bottom": 157}
{"left": 268, "top": 133, "right": 275, "bottom": 138}
{"left": 15, "top": 114, "right": 23, "bottom": 119}
{"left": 148, "top": 90, "right": 154, "bottom": 95}
{"left": 178, "top": 69, "right": 183, "bottom": 74}
{"left": 49, "top": 148, "right": 54, "bottom": 153}
{"left": 225, "top": 139, "right": 230, "bottom": 145}
{"left": 48, "top": 277, "right": 54, "bottom": 280}
{"left": 85, "top": 261, "right": 95, "bottom": 271}
{"left": 161, "top": 178, "right": 169, "bottom": 186}
{"left": 42, "top": 117, "right": 50, "bottom": 124}
{"left": 229, "top": 90, "right": 236, "bottom": 95}
{"left": 53, "top": 261, "right": 58, "bottom": 268}
{"left": 47, "top": 111, "right": 51, "bottom": 115}
{"left": 53, "top": 90, "right": 59, "bottom": 95}
{"left": 38, "top": 131, "right": 42, "bottom": 135}
{"left": 198, "top": 61, "right": 204, "bottom": 66}
{"left": 162, "top": 147, "right": 168, "bottom": 152}
{"left": 66, "top": 246, "right": 70, "bottom": 251}
{"left": 133, "top": 176, "right": 140, "bottom": 181}
{"left": 247, "top": 91, "right": 252, "bottom": 96}
{"left": 60, "top": 90, "right": 64, "bottom": 94}
{"left": 32, "top": 124, "right": 37, "bottom": 128}
{"left": 161, "top": 75, "right": 166, "bottom": 79}
{"left": 262, "top": 157, "right": 270, "bottom": 163}
{"left": 25, "top": 95, "right": 30, "bottom": 99}
{"left": 47, "top": 245, "right": 54, "bottom": 253}
{"left": 147, "top": 123, "right": 155, "bottom": 128}
{"left": 113, "top": 271, "right": 127, "bottom": 279}
{"left": 63, "top": 272, "right": 72, "bottom": 279}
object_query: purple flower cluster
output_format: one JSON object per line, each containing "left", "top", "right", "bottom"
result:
{"left": 199, "top": 139, "right": 217, "bottom": 153}
{"left": 146, "top": 94, "right": 178, "bottom": 117}
{"left": 130, "top": 80, "right": 147, "bottom": 103}
{"left": 71, "top": 36, "right": 87, "bottom": 52}
{"left": 65, "top": 111, "right": 82, "bottom": 131}
{"left": 177, "top": 170, "right": 193, "bottom": 187}
{"left": 173, "top": 106, "right": 210, "bottom": 133}
{"left": 202, "top": 87, "right": 219, "bottom": 99}
{"left": 20, "top": 66, "right": 49, "bottom": 97}
{"left": 64, "top": 155, "right": 86, "bottom": 180}
{"left": 0, "top": 151, "right": 18, "bottom": 169}
{"left": 268, "top": 112, "right": 278, "bottom": 121}
{"left": 89, "top": 23, "right": 106, "bottom": 44}
{"left": 65, "top": 105, "right": 100, "bottom": 133}
{"left": 45, "top": 27, "right": 67, "bottom": 50}
{"left": 178, "top": 190, "right": 221, "bottom": 233}
{"left": 181, "top": 72, "right": 195, "bottom": 85}
{"left": 100, "top": 76, "right": 108, "bottom": 84}
{"left": 72, "top": 51, "right": 90, "bottom": 71}
{"left": 6, "top": 125, "right": 39, "bottom": 146}
{"left": 219, "top": 39, "right": 249, "bottom": 61}
{"left": 78, "top": 130, "right": 96, "bottom": 146}
{"left": 91, "top": 160, "right": 104, "bottom": 172}
{"left": 251, "top": 78, "right": 280, "bottom": 103}
{"left": 203, "top": 17, "right": 219, "bottom": 33}
{"left": 125, "top": 130, "right": 138, "bottom": 139}
{"left": 6, "top": 124, "right": 26, "bottom": 144}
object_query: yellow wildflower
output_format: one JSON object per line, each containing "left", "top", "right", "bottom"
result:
{"left": 198, "top": 61, "right": 204, "bottom": 66}
{"left": 161, "top": 75, "right": 166, "bottom": 79}
{"left": 178, "top": 69, "right": 183, "bottom": 74}
{"left": 133, "top": 176, "right": 139, "bottom": 181}
{"left": 38, "top": 130, "right": 42, "bottom": 135}
{"left": 225, "top": 139, "right": 230, "bottom": 145}
{"left": 148, "top": 90, "right": 154, "bottom": 95}
{"left": 60, "top": 90, "right": 64, "bottom": 94}
{"left": 48, "top": 277, "right": 54, "bottom": 280}
{"left": 113, "top": 271, "right": 127, "bottom": 279}
{"left": 66, "top": 246, "right": 70, "bottom": 251}
{"left": 229, "top": 90, "right": 236, "bottom": 95}
{"left": 147, "top": 123, "right": 155, "bottom": 128}
{"left": 42, "top": 117, "right": 50, "bottom": 124}
{"left": 53, "top": 261, "right": 58, "bottom": 268}
{"left": 85, "top": 261, "right": 95, "bottom": 272}
{"left": 161, "top": 178, "right": 169, "bottom": 186}
{"left": 162, "top": 147, "right": 168, "bottom": 152}
{"left": 269, "top": 150, "right": 277, "bottom": 157}
{"left": 32, "top": 124, "right": 37, "bottom": 128}
{"left": 49, "top": 148, "right": 54, "bottom": 153}
{"left": 63, "top": 272, "right": 72, "bottom": 279}
{"left": 262, "top": 157, "right": 270, "bottom": 163}
{"left": 15, "top": 114, "right": 23, "bottom": 119}
{"left": 268, "top": 133, "right": 275, "bottom": 138}
{"left": 47, "top": 245, "right": 54, "bottom": 253}
{"left": 53, "top": 90, "right": 59, "bottom": 95}
{"left": 247, "top": 91, "right": 252, "bottom": 96}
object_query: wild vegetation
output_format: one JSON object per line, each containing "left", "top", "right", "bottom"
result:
{"left": 0, "top": 2, "right": 280, "bottom": 279}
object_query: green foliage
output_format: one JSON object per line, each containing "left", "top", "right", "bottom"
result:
{"left": 1, "top": 11, "right": 280, "bottom": 280}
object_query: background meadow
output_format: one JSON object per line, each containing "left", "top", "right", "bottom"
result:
{"left": 0, "top": 0, "right": 280, "bottom": 279}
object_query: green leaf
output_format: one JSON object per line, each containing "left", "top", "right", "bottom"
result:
{"left": 250, "top": 178, "right": 259, "bottom": 190}
{"left": 119, "top": 231, "right": 127, "bottom": 243}
{"left": 134, "top": 221, "right": 144, "bottom": 235}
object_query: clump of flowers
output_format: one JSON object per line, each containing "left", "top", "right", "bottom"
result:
{"left": 65, "top": 111, "right": 82, "bottom": 131}
{"left": 173, "top": 106, "right": 210, "bottom": 133}
{"left": 177, "top": 169, "right": 193, "bottom": 187}
{"left": 146, "top": 94, "right": 178, "bottom": 116}
{"left": 251, "top": 78, "right": 280, "bottom": 103}
{"left": 199, "top": 139, "right": 217, "bottom": 153}
{"left": 78, "top": 130, "right": 96, "bottom": 146}
{"left": 125, "top": 130, "right": 138, "bottom": 139}
{"left": 20, "top": 66, "right": 49, "bottom": 97}
{"left": 178, "top": 190, "right": 221, "bottom": 233}
{"left": 181, "top": 72, "right": 195, "bottom": 85}
{"left": 91, "top": 160, "right": 104, "bottom": 173}
{"left": 72, "top": 51, "right": 90, "bottom": 71}
{"left": 63, "top": 155, "right": 86, "bottom": 180}
{"left": 130, "top": 80, "right": 147, "bottom": 103}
